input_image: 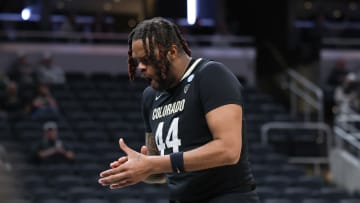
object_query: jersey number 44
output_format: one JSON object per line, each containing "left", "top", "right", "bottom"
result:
{"left": 155, "top": 117, "right": 182, "bottom": 156}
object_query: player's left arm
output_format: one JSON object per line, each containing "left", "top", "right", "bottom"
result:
{"left": 142, "top": 132, "right": 166, "bottom": 184}
{"left": 147, "top": 103, "right": 242, "bottom": 170}
{"left": 183, "top": 103, "right": 242, "bottom": 169}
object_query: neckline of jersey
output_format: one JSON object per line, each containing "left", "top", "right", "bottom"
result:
{"left": 180, "top": 58, "right": 202, "bottom": 82}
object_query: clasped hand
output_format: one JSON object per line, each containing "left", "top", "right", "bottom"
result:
{"left": 98, "top": 138, "right": 151, "bottom": 189}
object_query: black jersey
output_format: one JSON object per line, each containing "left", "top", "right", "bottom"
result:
{"left": 141, "top": 58, "right": 255, "bottom": 202}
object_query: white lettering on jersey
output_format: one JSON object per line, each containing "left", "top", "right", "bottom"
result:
{"left": 155, "top": 117, "right": 181, "bottom": 155}
{"left": 152, "top": 99, "right": 185, "bottom": 120}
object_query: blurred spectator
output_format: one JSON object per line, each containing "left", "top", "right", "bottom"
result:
{"left": 7, "top": 51, "right": 36, "bottom": 85}
{"left": 32, "top": 121, "right": 74, "bottom": 164}
{"left": 327, "top": 58, "right": 349, "bottom": 88}
{"left": 59, "top": 12, "right": 79, "bottom": 33}
{"left": 0, "top": 81, "right": 29, "bottom": 121}
{"left": 0, "top": 70, "right": 9, "bottom": 90}
{"left": 0, "top": 85, "right": 8, "bottom": 120}
{"left": 92, "top": 12, "right": 106, "bottom": 33}
{"left": 0, "top": 108, "right": 6, "bottom": 121}
{"left": 334, "top": 72, "right": 359, "bottom": 115}
{"left": 36, "top": 53, "right": 66, "bottom": 85}
{"left": 31, "top": 83, "right": 59, "bottom": 119}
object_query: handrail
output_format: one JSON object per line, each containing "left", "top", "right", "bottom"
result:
{"left": 334, "top": 126, "right": 360, "bottom": 152}
{"left": 261, "top": 121, "right": 332, "bottom": 175}
{"left": 334, "top": 113, "right": 360, "bottom": 136}
{"left": 0, "top": 145, "right": 11, "bottom": 171}
{"left": 335, "top": 113, "right": 360, "bottom": 123}
{"left": 323, "top": 37, "right": 360, "bottom": 47}
{"left": 285, "top": 69, "right": 324, "bottom": 122}
{"left": 261, "top": 121, "right": 332, "bottom": 152}
{"left": 287, "top": 69, "right": 323, "bottom": 98}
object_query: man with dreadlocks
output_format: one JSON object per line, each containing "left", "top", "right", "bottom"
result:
{"left": 99, "top": 17, "right": 259, "bottom": 203}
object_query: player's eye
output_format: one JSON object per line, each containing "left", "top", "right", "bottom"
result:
{"left": 133, "top": 56, "right": 151, "bottom": 67}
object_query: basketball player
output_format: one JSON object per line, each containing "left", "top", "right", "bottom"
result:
{"left": 99, "top": 17, "right": 260, "bottom": 203}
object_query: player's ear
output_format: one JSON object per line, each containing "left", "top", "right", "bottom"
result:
{"left": 167, "top": 45, "right": 178, "bottom": 60}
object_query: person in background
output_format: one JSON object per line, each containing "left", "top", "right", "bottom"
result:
{"left": 334, "top": 72, "right": 359, "bottom": 116}
{"left": 327, "top": 58, "right": 349, "bottom": 88}
{"left": 31, "top": 83, "right": 59, "bottom": 119}
{"left": 0, "top": 67, "right": 10, "bottom": 89}
{"left": 0, "top": 81, "right": 28, "bottom": 122}
{"left": 59, "top": 12, "right": 79, "bottom": 33}
{"left": 7, "top": 51, "right": 36, "bottom": 85}
{"left": 36, "top": 53, "right": 66, "bottom": 85}
{"left": 33, "top": 121, "right": 74, "bottom": 164}
{"left": 99, "top": 17, "right": 259, "bottom": 203}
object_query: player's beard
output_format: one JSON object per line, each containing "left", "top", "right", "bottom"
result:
{"left": 152, "top": 57, "right": 172, "bottom": 91}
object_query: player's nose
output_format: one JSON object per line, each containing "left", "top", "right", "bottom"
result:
{"left": 137, "top": 62, "right": 146, "bottom": 72}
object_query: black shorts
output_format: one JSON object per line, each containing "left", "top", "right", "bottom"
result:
{"left": 170, "top": 190, "right": 260, "bottom": 203}
{"left": 207, "top": 190, "right": 260, "bottom": 203}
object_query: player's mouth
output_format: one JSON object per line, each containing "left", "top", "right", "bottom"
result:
{"left": 142, "top": 74, "right": 154, "bottom": 85}
{"left": 147, "top": 78, "right": 153, "bottom": 85}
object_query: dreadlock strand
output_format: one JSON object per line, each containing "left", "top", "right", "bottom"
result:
{"left": 141, "top": 25, "right": 150, "bottom": 57}
{"left": 157, "top": 21, "right": 173, "bottom": 80}
{"left": 127, "top": 31, "right": 136, "bottom": 81}
{"left": 173, "top": 24, "right": 191, "bottom": 56}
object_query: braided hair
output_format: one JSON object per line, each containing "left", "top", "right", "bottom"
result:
{"left": 127, "top": 17, "right": 191, "bottom": 81}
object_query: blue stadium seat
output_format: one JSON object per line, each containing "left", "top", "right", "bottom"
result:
{"left": 117, "top": 198, "right": 147, "bottom": 203}
{"left": 154, "top": 198, "right": 168, "bottom": 203}
{"left": 279, "top": 164, "right": 305, "bottom": 178}
{"left": 50, "top": 174, "right": 84, "bottom": 189}
{"left": 294, "top": 176, "right": 324, "bottom": 189}
{"left": 256, "top": 186, "right": 281, "bottom": 200}
{"left": 302, "top": 198, "right": 334, "bottom": 203}
{"left": 264, "top": 198, "right": 294, "bottom": 203}
{"left": 59, "top": 101, "right": 85, "bottom": 112}
{"left": 67, "top": 186, "right": 100, "bottom": 202}
{"left": 283, "top": 186, "right": 314, "bottom": 199}
{"left": 251, "top": 164, "right": 277, "bottom": 178}
{"left": 78, "top": 198, "right": 110, "bottom": 203}
{"left": 313, "top": 187, "right": 349, "bottom": 201}
{"left": 81, "top": 130, "right": 110, "bottom": 142}
{"left": 6, "top": 198, "right": 32, "bottom": 203}
{"left": 262, "top": 175, "right": 293, "bottom": 188}
{"left": 32, "top": 186, "right": 59, "bottom": 200}
{"left": 39, "top": 198, "right": 68, "bottom": 203}
{"left": 339, "top": 199, "right": 360, "bottom": 203}
{"left": 23, "top": 174, "right": 46, "bottom": 188}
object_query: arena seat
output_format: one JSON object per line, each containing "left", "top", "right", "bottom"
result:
{"left": 283, "top": 186, "right": 314, "bottom": 200}
{"left": 339, "top": 199, "right": 360, "bottom": 203}
{"left": 49, "top": 174, "right": 84, "bottom": 189}
{"left": 294, "top": 176, "right": 324, "bottom": 189}
{"left": 301, "top": 198, "right": 333, "bottom": 203}
{"left": 256, "top": 186, "right": 281, "bottom": 200}
{"left": 39, "top": 198, "right": 68, "bottom": 203}
{"left": 312, "top": 187, "right": 350, "bottom": 201}
{"left": 117, "top": 198, "right": 148, "bottom": 203}
{"left": 6, "top": 198, "right": 33, "bottom": 203}
{"left": 67, "top": 186, "right": 101, "bottom": 202}
{"left": 78, "top": 198, "right": 110, "bottom": 203}
{"left": 263, "top": 198, "right": 294, "bottom": 203}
